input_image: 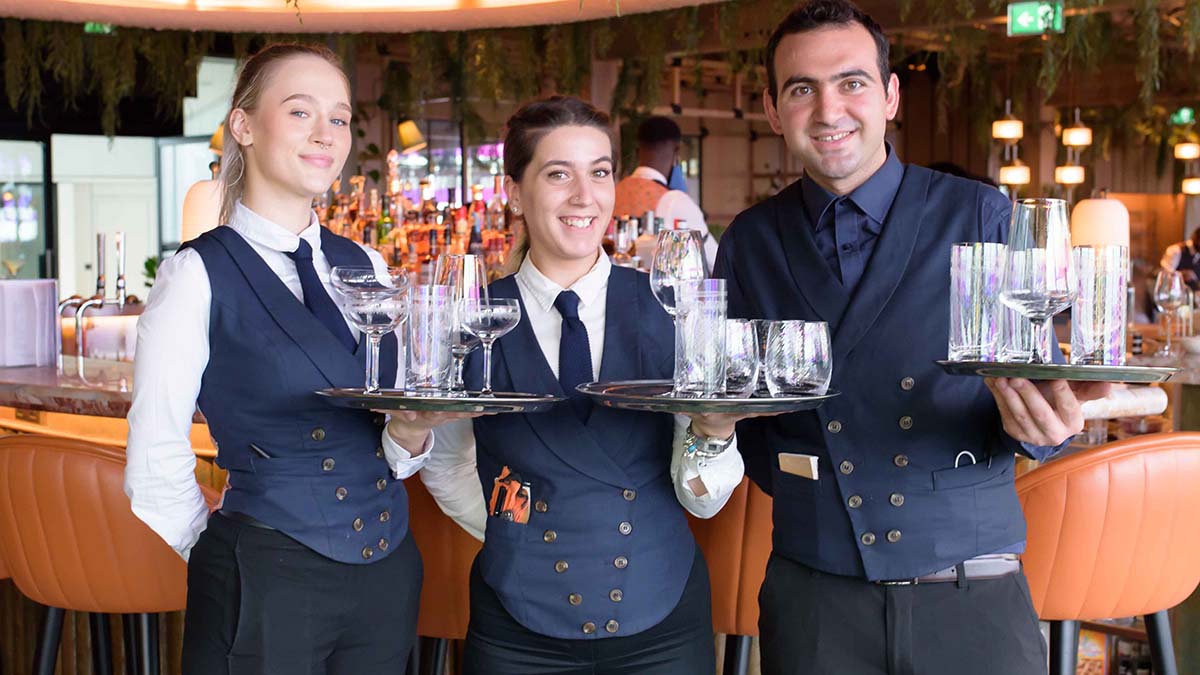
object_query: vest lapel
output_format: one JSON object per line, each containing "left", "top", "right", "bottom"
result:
{"left": 586, "top": 268, "right": 640, "bottom": 443}
{"left": 773, "top": 181, "right": 851, "bottom": 329}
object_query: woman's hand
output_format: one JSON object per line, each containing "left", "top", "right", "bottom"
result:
{"left": 684, "top": 412, "right": 770, "bottom": 440}
{"left": 379, "top": 411, "right": 490, "bottom": 455}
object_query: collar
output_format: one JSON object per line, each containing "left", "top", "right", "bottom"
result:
{"left": 631, "top": 166, "right": 670, "bottom": 186}
{"left": 228, "top": 200, "right": 323, "bottom": 255}
{"left": 801, "top": 144, "right": 903, "bottom": 233}
{"left": 516, "top": 251, "right": 612, "bottom": 313}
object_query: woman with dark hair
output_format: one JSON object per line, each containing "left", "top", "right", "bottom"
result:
{"left": 126, "top": 44, "right": 425, "bottom": 673}
{"left": 388, "top": 95, "right": 749, "bottom": 674}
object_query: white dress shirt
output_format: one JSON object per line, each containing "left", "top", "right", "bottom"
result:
{"left": 630, "top": 166, "right": 718, "bottom": 266}
{"left": 125, "top": 201, "right": 427, "bottom": 561}
{"left": 418, "top": 252, "right": 744, "bottom": 541}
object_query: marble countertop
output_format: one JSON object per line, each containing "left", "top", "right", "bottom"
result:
{"left": 0, "top": 358, "right": 203, "bottom": 422}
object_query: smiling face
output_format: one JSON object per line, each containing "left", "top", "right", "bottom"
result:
{"left": 506, "top": 124, "right": 615, "bottom": 274}
{"left": 230, "top": 54, "right": 353, "bottom": 208}
{"left": 764, "top": 23, "right": 899, "bottom": 196}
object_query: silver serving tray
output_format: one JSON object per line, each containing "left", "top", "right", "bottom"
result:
{"left": 316, "top": 388, "right": 564, "bottom": 413}
{"left": 935, "top": 360, "right": 1178, "bottom": 383}
{"left": 577, "top": 380, "right": 839, "bottom": 414}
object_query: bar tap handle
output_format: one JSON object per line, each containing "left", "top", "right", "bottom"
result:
{"left": 94, "top": 232, "right": 107, "bottom": 299}
{"left": 114, "top": 231, "right": 127, "bottom": 309}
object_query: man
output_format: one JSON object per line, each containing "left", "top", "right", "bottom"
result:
{"left": 614, "top": 116, "right": 716, "bottom": 265}
{"left": 712, "top": 2, "right": 1110, "bottom": 673}
{"left": 1160, "top": 227, "right": 1200, "bottom": 290}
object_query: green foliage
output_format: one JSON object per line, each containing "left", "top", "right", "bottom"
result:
{"left": 143, "top": 256, "right": 158, "bottom": 288}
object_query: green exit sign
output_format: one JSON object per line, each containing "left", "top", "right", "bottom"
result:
{"left": 83, "top": 22, "right": 115, "bottom": 35}
{"left": 1007, "top": 1, "right": 1064, "bottom": 36}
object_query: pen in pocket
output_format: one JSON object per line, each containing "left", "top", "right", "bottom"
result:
{"left": 249, "top": 443, "right": 272, "bottom": 459}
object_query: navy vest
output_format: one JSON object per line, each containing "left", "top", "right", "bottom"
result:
{"left": 463, "top": 265, "right": 697, "bottom": 640}
{"left": 184, "top": 225, "right": 406, "bottom": 565}
{"left": 715, "top": 166, "right": 1027, "bottom": 581}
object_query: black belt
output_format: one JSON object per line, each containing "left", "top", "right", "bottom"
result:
{"left": 219, "top": 510, "right": 276, "bottom": 530}
{"left": 875, "top": 554, "right": 1020, "bottom": 586}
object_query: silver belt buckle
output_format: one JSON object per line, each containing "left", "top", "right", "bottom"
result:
{"left": 876, "top": 577, "right": 919, "bottom": 586}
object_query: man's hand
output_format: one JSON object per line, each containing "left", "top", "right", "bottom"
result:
{"left": 984, "top": 378, "right": 1112, "bottom": 447}
{"left": 379, "top": 410, "right": 490, "bottom": 456}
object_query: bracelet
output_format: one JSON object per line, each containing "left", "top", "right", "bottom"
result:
{"left": 683, "top": 422, "right": 734, "bottom": 459}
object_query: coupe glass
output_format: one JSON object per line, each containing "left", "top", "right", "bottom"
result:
{"left": 462, "top": 298, "right": 522, "bottom": 395}
{"left": 1154, "top": 269, "right": 1187, "bottom": 357}
{"left": 649, "top": 229, "right": 706, "bottom": 316}
{"left": 329, "top": 266, "right": 410, "bottom": 394}
{"left": 998, "top": 198, "right": 1076, "bottom": 364}
{"left": 434, "top": 254, "right": 489, "bottom": 393}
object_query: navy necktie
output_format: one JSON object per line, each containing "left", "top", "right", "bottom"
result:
{"left": 285, "top": 238, "right": 358, "bottom": 353}
{"left": 554, "top": 290, "right": 593, "bottom": 422}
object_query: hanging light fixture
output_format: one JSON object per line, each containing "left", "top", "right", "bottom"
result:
{"left": 999, "top": 157, "right": 1031, "bottom": 186}
{"left": 1184, "top": 177, "right": 1200, "bottom": 195}
{"left": 1062, "top": 108, "right": 1093, "bottom": 148}
{"left": 397, "top": 120, "right": 427, "bottom": 155}
{"left": 1176, "top": 142, "right": 1200, "bottom": 160}
{"left": 1055, "top": 164, "right": 1086, "bottom": 185}
{"left": 992, "top": 98, "right": 1024, "bottom": 141}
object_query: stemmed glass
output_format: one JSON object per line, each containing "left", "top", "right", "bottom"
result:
{"left": 998, "top": 198, "right": 1076, "bottom": 364}
{"left": 462, "top": 298, "right": 522, "bottom": 396}
{"left": 329, "top": 266, "right": 410, "bottom": 394}
{"left": 434, "top": 254, "right": 488, "bottom": 394}
{"left": 612, "top": 218, "right": 636, "bottom": 267}
{"left": 1154, "top": 269, "right": 1187, "bottom": 357}
{"left": 649, "top": 229, "right": 706, "bottom": 316}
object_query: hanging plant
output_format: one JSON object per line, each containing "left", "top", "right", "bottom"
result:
{"left": 44, "top": 22, "right": 85, "bottom": 109}
{"left": 1134, "top": 0, "right": 1162, "bottom": 110}
{"left": 89, "top": 31, "right": 138, "bottom": 136}
{"left": 4, "top": 21, "right": 30, "bottom": 118}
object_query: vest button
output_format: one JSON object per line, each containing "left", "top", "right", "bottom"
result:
{"left": 827, "top": 420, "right": 842, "bottom": 434}
{"left": 353, "top": 518, "right": 364, "bottom": 532}
{"left": 618, "top": 521, "right": 632, "bottom": 535}
{"left": 614, "top": 556, "right": 629, "bottom": 569}
{"left": 861, "top": 532, "right": 876, "bottom": 546}
{"left": 380, "top": 510, "right": 390, "bottom": 522}
{"left": 322, "top": 458, "right": 335, "bottom": 472}
{"left": 582, "top": 622, "right": 596, "bottom": 635}
{"left": 568, "top": 593, "right": 582, "bottom": 606}
{"left": 543, "top": 530, "right": 557, "bottom": 543}
{"left": 555, "top": 560, "right": 569, "bottom": 573}
{"left": 899, "top": 416, "right": 913, "bottom": 430}
{"left": 361, "top": 546, "right": 373, "bottom": 560}
{"left": 887, "top": 529, "right": 902, "bottom": 543}
{"left": 839, "top": 460, "right": 854, "bottom": 475}
{"left": 847, "top": 495, "right": 862, "bottom": 508}
{"left": 376, "top": 478, "right": 387, "bottom": 491}
{"left": 605, "top": 620, "right": 619, "bottom": 634}
{"left": 890, "top": 493, "right": 905, "bottom": 507}
{"left": 335, "top": 487, "right": 348, "bottom": 501}
{"left": 534, "top": 500, "right": 548, "bottom": 513}
{"left": 376, "top": 446, "right": 384, "bottom": 459}
{"left": 622, "top": 489, "right": 637, "bottom": 501}
{"left": 900, "top": 377, "right": 915, "bottom": 391}
{"left": 311, "top": 427, "right": 326, "bottom": 442}
{"left": 893, "top": 454, "right": 910, "bottom": 468}
{"left": 609, "top": 589, "right": 623, "bottom": 602}
{"left": 378, "top": 538, "right": 389, "bottom": 551}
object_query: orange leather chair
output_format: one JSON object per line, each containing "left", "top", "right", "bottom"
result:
{"left": 688, "top": 477, "right": 774, "bottom": 675}
{"left": 1018, "top": 432, "right": 1200, "bottom": 675}
{"left": 404, "top": 475, "right": 482, "bottom": 675}
{"left": 0, "top": 434, "right": 219, "bottom": 675}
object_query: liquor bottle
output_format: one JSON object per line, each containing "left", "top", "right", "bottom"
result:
{"left": 362, "top": 188, "right": 380, "bottom": 247}
{"left": 635, "top": 210, "right": 660, "bottom": 270}
{"left": 486, "top": 174, "right": 506, "bottom": 235}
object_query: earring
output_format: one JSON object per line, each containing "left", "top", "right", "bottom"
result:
{"left": 511, "top": 205, "right": 522, "bottom": 215}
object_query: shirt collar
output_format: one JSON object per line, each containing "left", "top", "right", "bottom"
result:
{"left": 631, "top": 166, "right": 669, "bottom": 185}
{"left": 228, "top": 200, "right": 323, "bottom": 255}
{"left": 516, "top": 251, "right": 612, "bottom": 313}
{"left": 801, "top": 144, "right": 903, "bottom": 233}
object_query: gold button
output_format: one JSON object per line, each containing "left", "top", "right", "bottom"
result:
{"left": 378, "top": 538, "right": 389, "bottom": 551}
{"left": 622, "top": 489, "right": 637, "bottom": 501}
{"left": 568, "top": 593, "right": 582, "bottom": 606}
{"left": 376, "top": 446, "right": 384, "bottom": 459}
{"left": 861, "top": 532, "right": 876, "bottom": 546}
{"left": 605, "top": 620, "right": 619, "bottom": 633}
{"left": 335, "top": 487, "right": 348, "bottom": 501}
{"left": 353, "top": 518, "right": 364, "bottom": 532}
{"left": 614, "top": 556, "right": 628, "bottom": 569}
{"left": 894, "top": 454, "right": 909, "bottom": 468}
{"left": 380, "top": 511, "right": 390, "bottom": 522}
{"left": 535, "top": 500, "right": 548, "bottom": 513}
{"left": 900, "top": 377, "right": 915, "bottom": 391}
{"left": 890, "top": 493, "right": 905, "bottom": 507}
{"left": 609, "top": 589, "right": 623, "bottom": 602}
{"left": 582, "top": 622, "right": 596, "bottom": 635}
{"left": 618, "top": 521, "right": 632, "bottom": 535}
{"left": 311, "top": 428, "right": 326, "bottom": 442}
{"left": 543, "top": 530, "right": 557, "bottom": 543}
{"left": 847, "top": 495, "right": 862, "bottom": 508}
{"left": 839, "top": 460, "right": 854, "bottom": 475}
{"left": 887, "top": 529, "right": 902, "bottom": 543}
{"left": 376, "top": 478, "right": 387, "bottom": 491}
{"left": 361, "top": 546, "right": 373, "bottom": 560}
{"left": 899, "top": 416, "right": 913, "bottom": 430}
{"left": 555, "top": 560, "right": 569, "bottom": 573}
{"left": 322, "top": 458, "right": 336, "bottom": 471}
{"left": 827, "top": 420, "right": 842, "bottom": 434}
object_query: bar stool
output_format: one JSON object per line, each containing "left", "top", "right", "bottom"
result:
{"left": 0, "top": 434, "right": 219, "bottom": 675}
{"left": 404, "top": 475, "right": 481, "bottom": 675}
{"left": 1017, "top": 432, "right": 1200, "bottom": 675}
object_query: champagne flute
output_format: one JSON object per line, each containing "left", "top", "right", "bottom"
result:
{"left": 462, "top": 298, "right": 521, "bottom": 396}
{"left": 649, "top": 229, "right": 706, "bottom": 316}
{"left": 330, "top": 266, "right": 410, "bottom": 394}
{"left": 1154, "top": 269, "right": 1187, "bottom": 357}
{"left": 434, "top": 254, "right": 488, "bottom": 394}
{"left": 998, "top": 198, "right": 1075, "bottom": 364}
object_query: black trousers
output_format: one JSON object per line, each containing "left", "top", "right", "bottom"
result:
{"left": 758, "top": 552, "right": 1047, "bottom": 675}
{"left": 463, "top": 547, "right": 717, "bottom": 675}
{"left": 182, "top": 513, "right": 422, "bottom": 675}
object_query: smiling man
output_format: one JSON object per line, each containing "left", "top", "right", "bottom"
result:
{"left": 712, "top": 2, "right": 1109, "bottom": 674}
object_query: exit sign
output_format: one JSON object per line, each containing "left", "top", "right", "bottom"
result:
{"left": 1007, "top": 1, "right": 1064, "bottom": 36}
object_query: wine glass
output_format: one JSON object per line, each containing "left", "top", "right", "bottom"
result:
{"left": 329, "top": 266, "right": 410, "bottom": 394}
{"left": 998, "top": 198, "right": 1075, "bottom": 364}
{"left": 434, "top": 254, "right": 489, "bottom": 394}
{"left": 612, "top": 218, "right": 636, "bottom": 267}
{"left": 462, "top": 298, "right": 522, "bottom": 396}
{"left": 1154, "top": 269, "right": 1187, "bottom": 357}
{"left": 649, "top": 229, "right": 706, "bottom": 315}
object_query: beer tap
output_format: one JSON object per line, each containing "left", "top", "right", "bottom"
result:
{"left": 75, "top": 231, "right": 130, "bottom": 362}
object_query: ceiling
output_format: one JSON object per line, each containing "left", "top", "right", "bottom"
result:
{"left": 0, "top": 0, "right": 721, "bottom": 33}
